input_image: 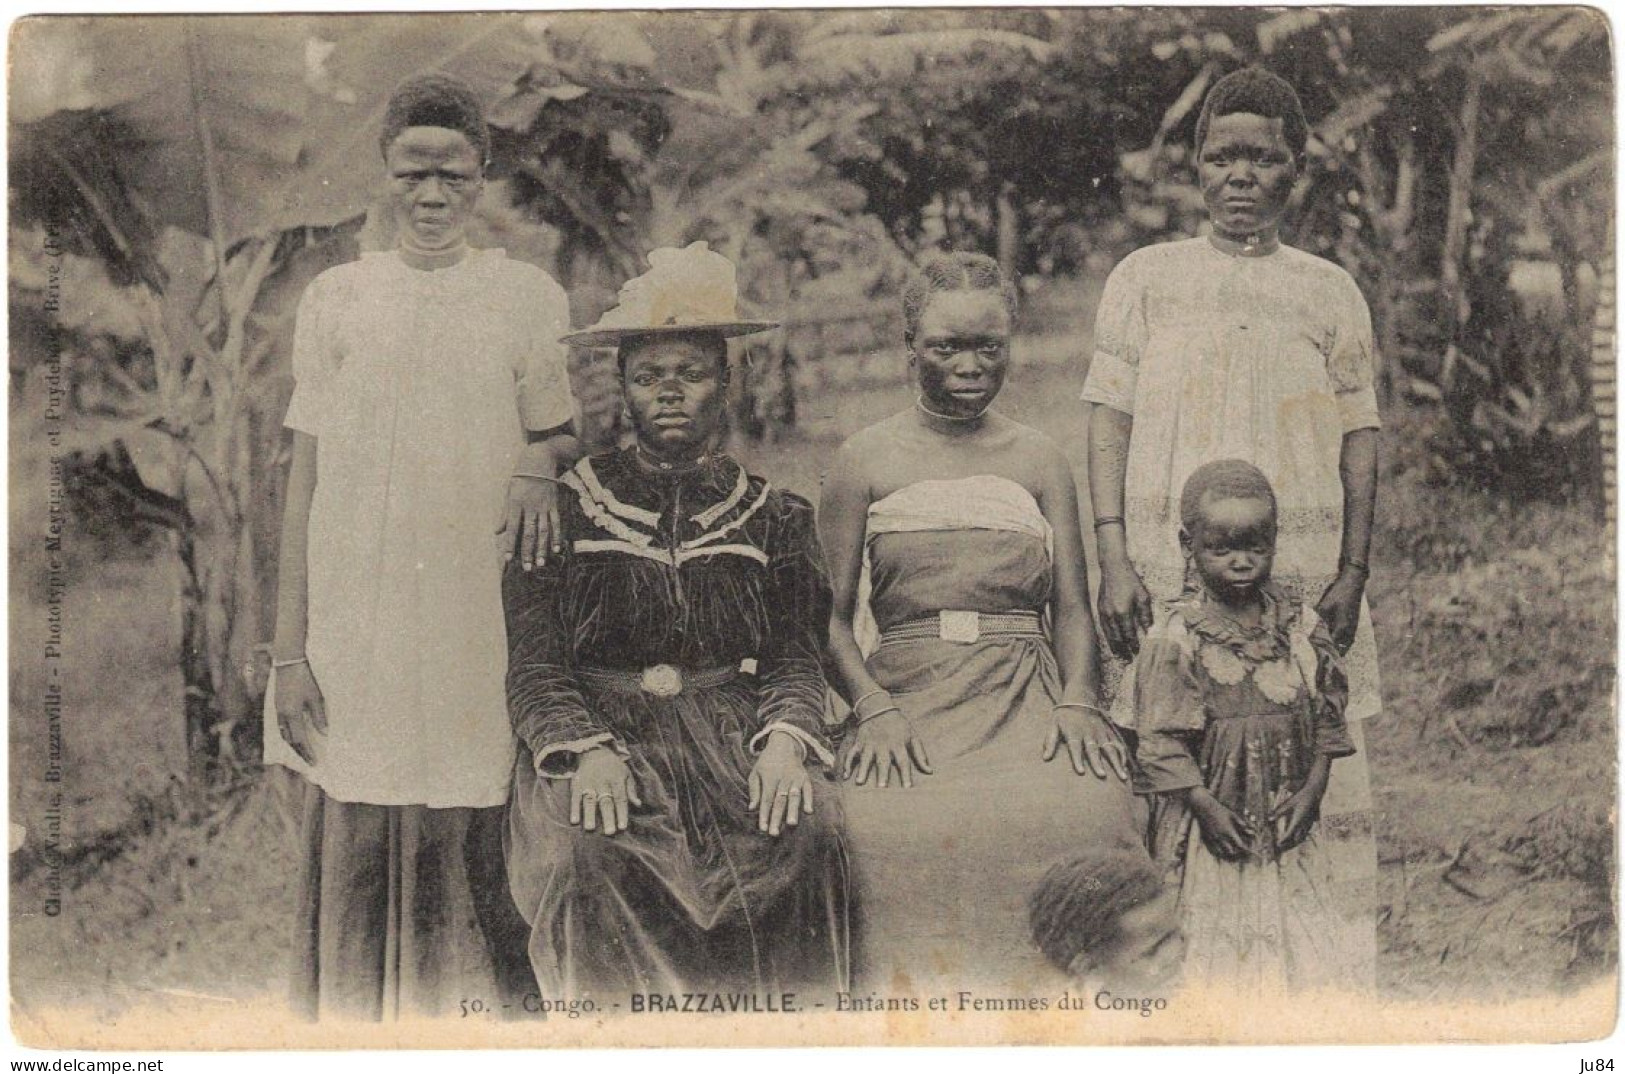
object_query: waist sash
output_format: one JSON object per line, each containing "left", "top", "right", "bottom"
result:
{"left": 876, "top": 610, "right": 1044, "bottom": 649}
{"left": 574, "top": 662, "right": 747, "bottom": 699}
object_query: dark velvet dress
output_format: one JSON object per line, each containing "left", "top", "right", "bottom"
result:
{"left": 502, "top": 449, "right": 849, "bottom": 1001}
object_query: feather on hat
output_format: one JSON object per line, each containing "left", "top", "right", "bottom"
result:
{"left": 561, "top": 242, "right": 778, "bottom": 347}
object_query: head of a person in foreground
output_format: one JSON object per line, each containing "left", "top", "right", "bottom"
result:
{"left": 1029, "top": 850, "right": 1185, "bottom": 989}
{"left": 616, "top": 329, "right": 732, "bottom": 465}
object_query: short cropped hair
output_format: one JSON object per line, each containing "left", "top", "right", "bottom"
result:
{"left": 1194, "top": 66, "right": 1309, "bottom": 158}
{"left": 1179, "top": 458, "right": 1278, "bottom": 532}
{"left": 901, "top": 251, "right": 1018, "bottom": 342}
{"left": 1029, "top": 851, "right": 1169, "bottom": 974}
{"left": 380, "top": 74, "right": 491, "bottom": 163}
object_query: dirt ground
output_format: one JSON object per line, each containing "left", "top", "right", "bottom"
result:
{"left": 9, "top": 353, "right": 1616, "bottom": 1028}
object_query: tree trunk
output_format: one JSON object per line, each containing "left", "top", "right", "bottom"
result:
{"left": 176, "top": 525, "right": 220, "bottom": 783}
{"left": 996, "top": 182, "right": 1019, "bottom": 280}
{"left": 1591, "top": 245, "right": 1615, "bottom": 525}
{"left": 1440, "top": 64, "right": 1483, "bottom": 353}
{"left": 1357, "top": 129, "right": 1418, "bottom": 408}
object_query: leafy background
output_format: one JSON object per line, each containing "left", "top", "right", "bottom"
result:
{"left": 7, "top": 10, "right": 1615, "bottom": 1021}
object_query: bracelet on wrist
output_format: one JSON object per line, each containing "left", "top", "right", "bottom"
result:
{"left": 852, "top": 691, "right": 895, "bottom": 721}
{"left": 766, "top": 728, "right": 808, "bottom": 762}
{"left": 271, "top": 655, "right": 309, "bottom": 670}
{"left": 1092, "top": 516, "right": 1125, "bottom": 531}
{"left": 856, "top": 705, "right": 902, "bottom": 726}
{"left": 850, "top": 688, "right": 888, "bottom": 716}
{"left": 1339, "top": 557, "right": 1370, "bottom": 577}
{"left": 1053, "top": 701, "right": 1107, "bottom": 718}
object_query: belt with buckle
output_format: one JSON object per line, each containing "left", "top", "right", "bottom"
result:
{"left": 574, "top": 662, "right": 748, "bottom": 699}
{"left": 877, "top": 610, "right": 1044, "bottom": 648}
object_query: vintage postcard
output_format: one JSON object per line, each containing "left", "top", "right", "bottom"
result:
{"left": 7, "top": 6, "right": 1617, "bottom": 1054}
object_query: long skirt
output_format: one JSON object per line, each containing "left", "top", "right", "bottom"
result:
{"left": 290, "top": 780, "right": 536, "bottom": 1020}
{"left": 841, "top": 635, "right": 1151, "bottom": 994}
{"left": 505, "top": 680, "right": 851, "bottom": 1001}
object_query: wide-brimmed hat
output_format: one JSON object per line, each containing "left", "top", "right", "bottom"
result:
{"left": 561, "top": 241, "right": 779, "bottom": 348}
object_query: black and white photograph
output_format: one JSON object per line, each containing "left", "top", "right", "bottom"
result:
{"left": 6, "top": 5, "right": 1617, "bottom": 1053}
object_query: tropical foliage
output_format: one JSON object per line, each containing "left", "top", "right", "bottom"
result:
{"left": 9, "top": 10, "right": 1612, "bottom": 783}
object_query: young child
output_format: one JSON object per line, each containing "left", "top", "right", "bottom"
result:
{"left": 1121, "top": 459, "right": 1370, "bottom": 993}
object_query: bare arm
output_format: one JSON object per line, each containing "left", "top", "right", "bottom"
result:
{"left": 270, "top": 432, "right": 327, "bottom": 763}
{"left": 1039, "top": 440, "right": 1129, "bottom": 782}
{"left": 818, "top": 442, "right": 881, "bottom": 706}
{"left": 1087, "top": 403, "right": 1154, "bottom": 659}
{"left": 1338, "top": 427, "right": 1378, "bottom": 570}
{"left": 1039, "top": 444, "right": 1101, "bottom": 707}
{"left": 272, "top": 432, "right": 318, "bottom": 663}
{"left": 818, "top": 438, "right": 932, "bottom": 785}
{"left": 1316, "top": 427, "right": 1379, "bottom": 653}
{"left": 1087, "top": 402, "right": 1132, "bottom": 554}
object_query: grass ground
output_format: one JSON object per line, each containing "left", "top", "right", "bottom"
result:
{"left": 9, "top": 346, "right": 1615, "bottom": 1023}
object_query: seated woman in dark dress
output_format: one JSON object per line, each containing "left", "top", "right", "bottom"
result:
{"left": 502, "top": 243, "right": 849, "bottom": 1001}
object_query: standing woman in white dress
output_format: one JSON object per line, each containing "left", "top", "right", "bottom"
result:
{"left": 1082, "top": 66, "right": 1380, "bottom": 989}
{"left": 265, "top": 75, "right": 579, "bottom": 1020}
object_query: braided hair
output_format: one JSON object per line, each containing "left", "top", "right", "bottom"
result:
{"left": 1028, "top": 851, "right": 1169, "bottom": 975}
{"left": 901, "top": 251, "right": 1018, "bottom": 343}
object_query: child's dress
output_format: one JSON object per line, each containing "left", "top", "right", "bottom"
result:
{"left": 1122, "top": 583, "right": 1374, "bottom": 993}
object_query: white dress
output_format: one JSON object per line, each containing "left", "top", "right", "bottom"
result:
{"left": 1081, "top": 237, "right": 1382, "bottom": 988}
{"left": 1081, "top": 236, "right": 1382, "bottom": 719}
{"left": 264, "top": 248, "right": 575, "bottom": 808}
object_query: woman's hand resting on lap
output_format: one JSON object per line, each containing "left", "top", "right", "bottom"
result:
{"left": 748, "top": 731, "right": 814, "bottom": 836}
{"left": 571, "top": 746, "right": 642, "bottom": 836}
{"left": 1042, "top": 707, "right": 1130, "bottom": 781}
{"left": 843, "top": 709, "right": 932, "bottom": 789}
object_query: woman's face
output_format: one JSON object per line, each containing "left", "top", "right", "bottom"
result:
{"left": 910, "top": 289, "right": 1012, "bottom": 418}
{"left": 1197, "top": 112, "right": 1299, "bottom": 243}
{"left": 621, "top": 335, "right": 728, "bottom": 460}
{"left": 1184, "top": 494, "right": 1277, "bottom": 604}
{"left": 384, "top": 126, "right": 484, "bottom": 251}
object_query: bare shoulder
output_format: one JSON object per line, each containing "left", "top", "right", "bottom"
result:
{"left": 830, "top": 412, "right": 913, "bottom": 475}
{"left": 998, "top": 416, "right": 1072, "bottom": 474}
{"left": 975, "top": 415, "right": 1077, "bottom": 505}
